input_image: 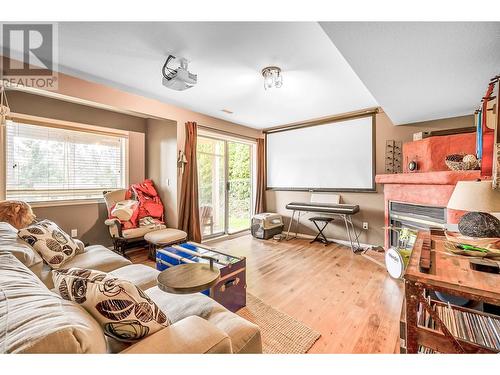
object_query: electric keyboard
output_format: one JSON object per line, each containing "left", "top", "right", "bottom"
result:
{"left": 285, "top": 202, "right": 360, "bottom": 215}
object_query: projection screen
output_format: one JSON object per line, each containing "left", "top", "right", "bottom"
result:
{"left": 266, "top": 115, "right": 375, "bottom": 191}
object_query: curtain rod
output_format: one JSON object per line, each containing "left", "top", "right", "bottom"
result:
{"left": 263, "top": 107, "right": 380, "bottom": 134}
{"left": 197, "top": 124, "right": 261, "bottom": 142}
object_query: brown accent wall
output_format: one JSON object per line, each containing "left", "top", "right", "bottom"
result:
{"left": 7, "top": 91, "right": 147, "bottom": 133}
{"left": 265, "top": 112, "right": 474, "bottom": 246}
{"left": 7, "top": 91, "right": 148, "bottom": 246}
{"left": 146, "top": 118, "right": 179, "bottom": 228}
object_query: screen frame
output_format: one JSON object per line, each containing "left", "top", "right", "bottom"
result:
{"left": 264, "top": 113, "right": 377, "bottom": 193}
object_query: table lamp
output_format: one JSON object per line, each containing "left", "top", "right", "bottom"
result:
{"left": 447, "top": 180, "right": 500, "bottom": 238}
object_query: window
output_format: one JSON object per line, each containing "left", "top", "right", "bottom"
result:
{"left": 6, "top": 118, "right": 128, "bottom": 203}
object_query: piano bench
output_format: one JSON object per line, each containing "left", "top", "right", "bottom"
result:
{"left": 308, "top": 217, "right": 334, "bottom": 223}
{"left": 309, "top": 217, "right": 334, "bottom": 245}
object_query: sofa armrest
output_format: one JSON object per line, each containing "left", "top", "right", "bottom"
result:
{"left": 104, "top": 218, "right": 123, "bottom": 238}
{"left": 120, "top": 316, "right": 232, "bottom": 354}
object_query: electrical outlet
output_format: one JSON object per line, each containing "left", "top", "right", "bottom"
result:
{"left": 362, "top": 222, "right": 369, "bottom": 230}
{"left": 71, "top": 229, "right": 78, "bottom": 237}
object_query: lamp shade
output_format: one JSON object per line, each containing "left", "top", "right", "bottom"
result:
{"left": 447, "top": 180, "right": 500, "bottom": 212}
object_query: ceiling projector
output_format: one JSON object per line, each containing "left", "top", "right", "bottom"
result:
{"left": 162, "top": 55, "right": 197, "bottom": 91}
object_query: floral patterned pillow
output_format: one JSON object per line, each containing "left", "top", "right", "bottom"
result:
{"left": 18, "top": 220, "right": 80, "bottom": 269}
{"left": 52, "top": 268, "right": 169, "bottom": 342}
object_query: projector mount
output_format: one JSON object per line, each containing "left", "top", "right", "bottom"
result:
{"left": 162, "top": 55, "right": 188, "bottom": 81}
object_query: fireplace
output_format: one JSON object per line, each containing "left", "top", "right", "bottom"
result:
{"left": 376, "top": 132, "right": 481, "bottom": 248}
{"left": 376, "top": 170, "right": 480, "bottom": 248}
{"left": 388, "top": 201, "right": 446, "bottom": 247}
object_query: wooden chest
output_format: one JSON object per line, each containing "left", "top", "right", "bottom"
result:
{"left": 156, "top": 242, "right": 246, "bottom": 312}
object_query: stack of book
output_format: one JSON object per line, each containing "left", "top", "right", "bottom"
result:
{"left": 417, "top": 299, "right": 500, "bottom": 351}
{"left": 435, "top": 304, "right": 500, "bottom": 350}
{"left": 418, "top": 346, "right": 437, "bottom": 354}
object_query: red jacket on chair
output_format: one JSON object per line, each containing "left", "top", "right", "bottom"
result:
{"left": 126, "top": 179, "right": 165, "bottom": 225}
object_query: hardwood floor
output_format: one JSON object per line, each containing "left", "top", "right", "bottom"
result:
{"left": 130, "top": 235, "right": 404, "bottom": 353}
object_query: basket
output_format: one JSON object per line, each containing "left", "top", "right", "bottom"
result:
{"left": 445, "top": 231, "right": 500, "bottom": 250}
{"left": 445, "top": 154, "right": 479, "bottom": 171}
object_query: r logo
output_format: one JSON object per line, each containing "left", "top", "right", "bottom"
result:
{"left": 2, "top": 24, "right": 54, "bottom": 76}
{"left": 1, "top": 23, "right": 58, "bottom": 89}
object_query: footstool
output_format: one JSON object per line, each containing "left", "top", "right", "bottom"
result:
{"left": 144, "top": 228, "right": 187, "bottom": 260}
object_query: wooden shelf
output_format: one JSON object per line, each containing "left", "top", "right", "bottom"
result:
{"left": 402, "top": 230, "right": 500, "bottom": 354}
{"left": 400, "top": 297, "right": 499, "bottom": 354}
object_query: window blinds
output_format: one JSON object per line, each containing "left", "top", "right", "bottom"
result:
{"left": 6, "top": 120, "right": 127, "bottom": 202}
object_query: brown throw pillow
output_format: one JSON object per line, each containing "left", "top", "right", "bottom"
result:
{"left": 18, "top": 219, "right": 80, "bottom": 269}
{"left": 52, "top": 268, "right": 169, "bottom": 342}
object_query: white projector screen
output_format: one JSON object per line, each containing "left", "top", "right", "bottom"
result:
{"left": 266, "top": 116, "right": 375, "bottom": 191}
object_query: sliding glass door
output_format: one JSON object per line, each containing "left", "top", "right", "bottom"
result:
{"left": 227, "top": 141, "right": 252, "bottom": 233}
{"left": 197, "top": 133, "right": 254, "bottom": 239}
{"left": 197, "top": 137, "right": 226, "bottom": 237}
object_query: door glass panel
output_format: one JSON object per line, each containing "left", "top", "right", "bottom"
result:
{"left": 227, "top": 141, "right": 252, "bottom": 233}
{"left": 197, "top": 137, "right": 225, "bottom": 238}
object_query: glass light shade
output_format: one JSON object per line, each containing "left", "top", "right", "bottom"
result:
{"left": 275, "top": 73, "right": 283, "bottom": 88}
{"left": 264, "top": 74, "right": 274, "bottom": 90}
{"left": 262, "top": 67, "right": 283, "bottom": 90}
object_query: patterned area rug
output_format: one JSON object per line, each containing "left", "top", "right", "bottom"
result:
{"left": 237, "top": 293, "right": 321, "bottom": 354}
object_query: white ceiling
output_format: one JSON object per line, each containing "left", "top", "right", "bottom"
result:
{"left": 320, "top": 22, "right": 500, "bottom": 125}
{"left": 52, "top": 22, "right": 377, "bottom": 129}
{"left": 4, "top": 22, "right": 499, "bottom": 128}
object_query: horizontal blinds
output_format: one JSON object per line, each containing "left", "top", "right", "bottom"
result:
{"left": 6, "top": 120, "right": 127, "bottom": 202}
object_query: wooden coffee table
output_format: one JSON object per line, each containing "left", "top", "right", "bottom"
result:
{"left": 157, "top": 261, "right": 220, "bottom": 294}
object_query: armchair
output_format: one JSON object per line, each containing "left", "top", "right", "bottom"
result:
{"left": 103, "top": 189, "right": 167, "bottom": 256}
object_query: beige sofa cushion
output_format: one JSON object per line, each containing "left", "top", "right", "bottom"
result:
{"left": 0, "top": 222, "right": 43, "bottom": 274}
{"left": 0, "top": 252, "right": 106, "bottom": 353}
{"left": 64, "top": 245, "right": 131, "bottom": 271}
{"left": 120, "top": 316, "right": 232, "bottom": 354}
{"left": 18, "top": 220, "right": 80, "bottom": 269}
{"left": 40, "top": 244, "right": 131, "bottom": 289}
{"left": 110, "top": 264, "right": 159, "bottom": 291}
{"left": 146, "top": 287, "right": 262, "bottom": 354}
{"left": 53, "top": 268, "right": 170, "bottom": 342}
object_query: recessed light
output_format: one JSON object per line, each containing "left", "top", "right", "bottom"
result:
{"left": 221, "top": 109, "right": 233, "bottom": 114}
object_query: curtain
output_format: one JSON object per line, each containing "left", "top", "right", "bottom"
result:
{"left": 254, "top": 138, "right": 266, "bottom": 214}
{"left": 178, "top": 122, "right": 202, "bottom": 242}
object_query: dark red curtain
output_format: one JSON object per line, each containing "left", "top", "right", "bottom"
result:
{"left": 178, "top": 122, "right": 202, "bottom": 242}
{"left": 254, "top": 138, "right": 267, "bottom": 214}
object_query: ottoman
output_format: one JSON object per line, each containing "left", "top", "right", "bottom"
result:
{"left": 144, "top": 228, "right": 187, "bottom": 260}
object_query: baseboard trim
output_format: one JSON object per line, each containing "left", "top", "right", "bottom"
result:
{"left": 283, "top": 231, "right": 375, "bottom": 251}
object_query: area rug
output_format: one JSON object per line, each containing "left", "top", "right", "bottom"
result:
{"left": 237, "top": 293, "right": 321, "bottom": 354}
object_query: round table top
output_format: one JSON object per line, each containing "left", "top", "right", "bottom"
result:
{"left": 157, "top": 263, "right": 221, "bottom": 294}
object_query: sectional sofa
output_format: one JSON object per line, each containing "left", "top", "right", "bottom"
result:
{"left": 0, "top": 222, "right": 262, "bottom": 354}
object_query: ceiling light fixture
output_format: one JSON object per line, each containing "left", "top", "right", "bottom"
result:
{"left": 261, "top": 66, "right": 283, "bottom": 90}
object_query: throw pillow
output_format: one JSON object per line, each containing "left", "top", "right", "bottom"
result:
{"left": 52, "top": 268, "right": 169, "bottom": 342}
{"left": 18, "top": 220, "right": 80, "bottom": 269}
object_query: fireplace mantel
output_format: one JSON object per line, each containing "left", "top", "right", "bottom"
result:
{"left": 375, "top": 170, "right": 481, "bottom": 185}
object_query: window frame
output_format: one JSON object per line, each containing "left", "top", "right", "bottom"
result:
{"left": 5, "top": 113, "right": 130, "bottom": 207}
{"left": 197, "top": 128, "right": 257, "bottom": 239}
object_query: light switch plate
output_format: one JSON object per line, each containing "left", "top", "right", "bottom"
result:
{"left": 71, "top": 229, "right": 78, "bottom": 237}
